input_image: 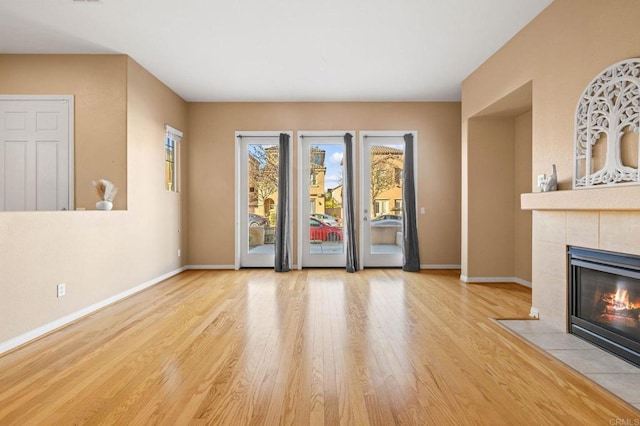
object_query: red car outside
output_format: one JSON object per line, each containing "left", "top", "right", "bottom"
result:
{"left": 309, "top": 217, "right": 343, "bottom": 242}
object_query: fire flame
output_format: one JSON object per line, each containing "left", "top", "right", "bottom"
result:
{"left": 613, "top": 288, "right": 629, "bottom": 310}
{"left": 600, "top": 286, "right": 639, "bottom": 322}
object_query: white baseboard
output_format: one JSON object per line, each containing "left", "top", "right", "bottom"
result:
{"left": 460, "top": 275, "right": 532, "bottom": 288}
{"left": 511, "top": 277, "right": 532, "bottom": 288}
{"left": 0, "top": 266, "right": 187, "bottom": 356}
{"left": 187, "top": 265, "right": 235, "bottom": 270}
{"left": 421, "top": 264, "right": 461, "bottom": 269}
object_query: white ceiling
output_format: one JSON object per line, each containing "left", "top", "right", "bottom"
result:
{"left": 0, "top": 0, "right": 552, "bottom": 102}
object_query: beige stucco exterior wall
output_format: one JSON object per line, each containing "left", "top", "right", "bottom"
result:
{"left": 0, "top": 57, "right": 187, "bottom": 344}
{"left": 187, "top": 102, "right": 461, "bottom": 267}
{"left": 462, "top": 0, "right": 640, "bottom": 326}
{"left": 0, "top": 54, "right": 128, "bottom": 210}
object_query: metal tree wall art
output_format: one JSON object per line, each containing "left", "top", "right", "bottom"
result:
{"left": 574, "top": 58, "right": 640, "bottom": 188}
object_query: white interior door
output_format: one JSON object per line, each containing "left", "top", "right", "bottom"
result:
{"left": 0, "top": 96, "right": 73, "bottom": 211}
{"left": 237, "top": 132, "right": 291, "bottom": 268}
{"left": 360, "top": 131, "right": 415, "bottom": 267}
{"left": 298, "top": 132, "right": 349, "bottom": 267}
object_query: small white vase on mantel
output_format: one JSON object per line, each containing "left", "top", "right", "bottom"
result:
{"left": 96, "top": 200, "right": 113, "bottom": 211}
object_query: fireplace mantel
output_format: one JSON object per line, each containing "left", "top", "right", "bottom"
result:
{"left": 521, "top": 185, "right": 640, "bottom": 211}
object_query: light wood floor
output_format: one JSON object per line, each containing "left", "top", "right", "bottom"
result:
{"left": 0, "top": 269, "right": 638, "bottom": 425}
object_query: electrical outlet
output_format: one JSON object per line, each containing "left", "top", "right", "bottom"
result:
{"left": 177, "top": 249, "right": 181, "bottom": 257}
{"left": 57, "top": 283, "right": 66, "bottom": 298}
{"left": 529, "top": 307, "right": 539, "bottom": 319}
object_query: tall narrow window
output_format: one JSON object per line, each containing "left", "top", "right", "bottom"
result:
{"left": 165, "top": 125, "right": 183, "bottom": 192}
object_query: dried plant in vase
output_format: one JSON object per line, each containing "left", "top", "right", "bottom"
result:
{"left": 92, "top": 179, "right": 118, "bottom": 210}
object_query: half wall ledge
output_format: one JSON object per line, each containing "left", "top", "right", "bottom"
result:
{"left": 521, "top": 186, "right": 640, "bottom": 211}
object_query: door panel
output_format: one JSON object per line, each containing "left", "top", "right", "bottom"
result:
{"left": 299, "top": 133, "right": 348, "bottom": 267}
{"left": 36, "top": 142, "right": 61, "bottom": 210}
{"left": 2, "top": 141, "right": 28, "bottom": 211}
{"left": 361, "top": 134, "right": 409, "bottom": 267}
{"left": 237, "top": 132, "right": 290, "bottom": 268}
{"left": 0, "top": 97, "right": 72, "bottom": 211}
{"left": 242, "top": 140, "right": 278, "bottom": 267}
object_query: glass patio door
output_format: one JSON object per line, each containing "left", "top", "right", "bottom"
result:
{"left": 237, "top": 132, "right": 283, "bottom": 268}
{"left": 299, "top": 132, "right": 348, "bottom": 267}
{"left": 361, "top": 133, "right": 407, "bottom": 267}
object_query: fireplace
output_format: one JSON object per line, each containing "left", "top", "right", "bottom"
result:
{"left": 568, "top": 247, "right": 640, "bottom": 367}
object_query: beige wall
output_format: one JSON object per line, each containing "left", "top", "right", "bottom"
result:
{"left": 462, "top": 0, "right": 640, "bottom": 323}
{"left": 463, "top": 0, "right": 640, "bottom": 186}
{"left": 462, "top": 80, "right": 533, "bottom": 281}
{"left": 464, "top": 93, "right": 532, "bottom": 282}
{"left": 126, "top": 58, "right": 189, "bottom": 271}
{"left": 187, "top": 102, "right": 461, "bottom": 266}
{"left": 0, "top": 57, "right": 187, "bottom": 344}
{"left": 467, "top": 117, "right": 516, "bottom": 277}
{"left": 0, "top": 54, "right": 128, "bottom": 210}
{"left": 514, "top": 111, "right": 532, "bottom": 282}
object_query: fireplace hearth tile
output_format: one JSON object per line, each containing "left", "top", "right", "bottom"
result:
{"left": 497, "top": 319, "right": 561, "bottom": 334}
{"left": 585, "top": 373, "right": 640, "bottom": 405}
{"left": 497, "top": 319, "right": 640, "bottom": 408}
{"left": 548, "top": 349, "right": 640, "bottom": 374}
{"left": 521, "top": 332, "right": 596, "bottom": 350}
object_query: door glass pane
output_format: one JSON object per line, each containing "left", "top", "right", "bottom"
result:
{"left": 309, "top": 144, "right": 344, "bottom": 255}
{"left": 247, "top": 143, "right": 278, "bottom": 254}
{"left": 369, "top": 144, "right": 403, "bottom": 255}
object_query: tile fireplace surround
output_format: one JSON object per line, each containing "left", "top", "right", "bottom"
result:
{"left": 520, "top": 186, "right": 640, "bottom": 409}
{"left": 521, "top": 185, "right": 640, "bottom": 332}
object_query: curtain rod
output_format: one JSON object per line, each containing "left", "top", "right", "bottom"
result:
{"left": 239, "top": 133, "right": 406, "bottom": 138}
{"left": 363, "top": 135, "right": 407, "bottom": 138}
{"left": 237, "top": 135, "right": 281, "bottom": 138}
{"left": 300, "top": 134, "right": 349, "bottom": 138}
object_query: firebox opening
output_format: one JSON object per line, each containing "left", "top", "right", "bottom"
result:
{"left": 569, "top": 247, "right": 640, "bottom": 367}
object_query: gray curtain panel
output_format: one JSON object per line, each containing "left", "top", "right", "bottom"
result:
{"left": 343, "top": 133, "right": 359, "bottom": 272}
{"left": 402, "top": 133, "right": 421, "bottom": 272}
{"left": 275, "top": 133, "right": 290, "bottom": 272}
